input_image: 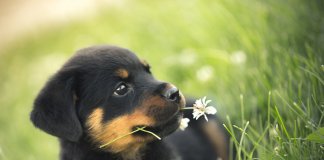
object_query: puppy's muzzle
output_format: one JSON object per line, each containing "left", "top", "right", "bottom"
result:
{"left": 162, "top": 86, "right": 180, "bottom": 102}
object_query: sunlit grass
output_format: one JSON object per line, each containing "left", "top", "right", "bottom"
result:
{"left": 0, "top": 0, "right": 323, "bottom": 159}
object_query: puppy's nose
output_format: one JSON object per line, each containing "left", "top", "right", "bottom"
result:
{"left": 162, "top": 86, "right": 180, "bottom": 102}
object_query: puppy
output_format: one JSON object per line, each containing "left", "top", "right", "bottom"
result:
{"left": 30, "top": 45, "right": 229, "bottom": 160}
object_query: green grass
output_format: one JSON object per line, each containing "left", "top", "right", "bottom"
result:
{"left": 0, "top": 0, "right": 323, "bottom": 159}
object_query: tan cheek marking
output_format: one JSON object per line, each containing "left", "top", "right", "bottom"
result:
{"left": 87, "top": 108, "right": 104, "bottom": 131}
{"left": 143, "top": 96, "right": 166, "bottom": 108}
{"left": 115, "top": 68, "right": 129, "bottom": 79}
{"left": 202, "top": 121, "right": 229, "bottom": 160}
{"left": 86, "top": 108, "right": 155, "bottom": 153}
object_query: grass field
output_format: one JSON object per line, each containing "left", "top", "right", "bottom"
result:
{"left": 0, "top": 0, "right": 323, "bottom": 159}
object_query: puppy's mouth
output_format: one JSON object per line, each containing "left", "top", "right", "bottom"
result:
{"left": 131, "top": 92, "right": 186, "bottom": 139}
{"left": 132, "top": 111, "right": 183, "bottom": 138}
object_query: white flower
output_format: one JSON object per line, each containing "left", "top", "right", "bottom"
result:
{"left": 196, "top": 66, "right": 213, "bottom": 82}
{"left": 192, "top": 96, "right": 217, "bottom": 121}
{"left": 230, "top": 50, "right": 246, "bottom": 64}
{"left": 179, "top": 118, "right": 190, "bottom": 131}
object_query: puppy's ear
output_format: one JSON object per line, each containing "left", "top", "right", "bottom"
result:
{"left": 30, "top": 68, "right": 82, "bottom": 142}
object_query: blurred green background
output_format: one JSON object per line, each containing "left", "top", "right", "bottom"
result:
{"left": 0, "top": 0, "right": 323, "bottom": 159}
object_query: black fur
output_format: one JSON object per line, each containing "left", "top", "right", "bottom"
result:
{"left": 31, "top": 45, "right": 229, "bottom": 160}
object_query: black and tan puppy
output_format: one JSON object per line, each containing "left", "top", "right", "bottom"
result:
{"left": 30, "top": 45, "right": 229, "bottom": 160}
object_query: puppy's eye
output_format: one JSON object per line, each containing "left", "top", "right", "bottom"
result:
{"left": 113, "top": 83, "right": 129, "bottom": 96}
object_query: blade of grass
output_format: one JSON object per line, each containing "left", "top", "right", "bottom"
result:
{"left": 240, "top": 94, "right": 245, "bottom": 127}
{"left": 99, "top": 126, "right": 161, "bottom": 148}
{"left": 99, "top": 127, "right": 146, "bottom": 148}
{"left": 274, "top": 106, "right": 291, "bottom": 139}
{"left": 299, "top": 67, "right": 324, "bottom": 85}
{"left": 238, "top": 121, "right": 250, "bottom": 160}
{"left": 247, "top": 125, "right": 271, "bottom": 158}
{"left": 274, "top": 91, "right": 308, "bottom": 124}
{"left": 137, "top": 128, "right": 161, "bottom": 140}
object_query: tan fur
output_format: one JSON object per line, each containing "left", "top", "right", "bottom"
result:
{"left": 87, "top": 108, "right": 104, "bottom": 131}
{"left": 86, "top": 94, "right": 183, "bottom": 158}
{"left": 140, "top": 60, "right": 149, "bottom": 68}
{"left": 143, "top": 96, "right": 167, "bottom": 108}
{"left": 202, "top": 121, "right": 228, "bottom": 160}
{"left": 115, "top": 68, "right": 129, "bottom": 79}
{"left": 86, "top": 108, "right": 155, "bottom": 155}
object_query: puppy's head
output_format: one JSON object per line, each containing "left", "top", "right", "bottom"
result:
{"left": 31, "top": 45, "right": 185, "bottom": 153}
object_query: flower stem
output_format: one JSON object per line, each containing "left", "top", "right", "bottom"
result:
{"left": 99, "top": 126, "right": 161, "bottom": 148}
{"left": 181, "top": 107, "right": 195, "bottom": 110}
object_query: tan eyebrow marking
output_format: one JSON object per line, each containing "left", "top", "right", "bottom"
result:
{"left": 141, "top": 60, "right": 150, "bottom": 68}
{"left": 115, "top": 69, "right": 129, "bottom": 79}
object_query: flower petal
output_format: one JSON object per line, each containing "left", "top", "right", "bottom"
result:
{"left": 204, "top": 114, "right": 208, "bottom": 121}
{"left": 183, "top": 118, "right": 190, "bottom": 123}
{"left": 193, "top": 110, "right": 204, "bottom": 120}
{"left": 205, "top": 99, "right": 212, "bottom": 105}
{"left": 205, "top": 106, "right": 217, "bottom": 115}
{"left": 202, "top": 96, "right": 207, "bottom": 105}
{"left": 192, "top": 110, "right": 200, "bottom": 119}
{"left": 194, "top": 99, "right": 203, "bottom": 108}
{"left": 179, "top": 118, "right": 190, "bottom": 130}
